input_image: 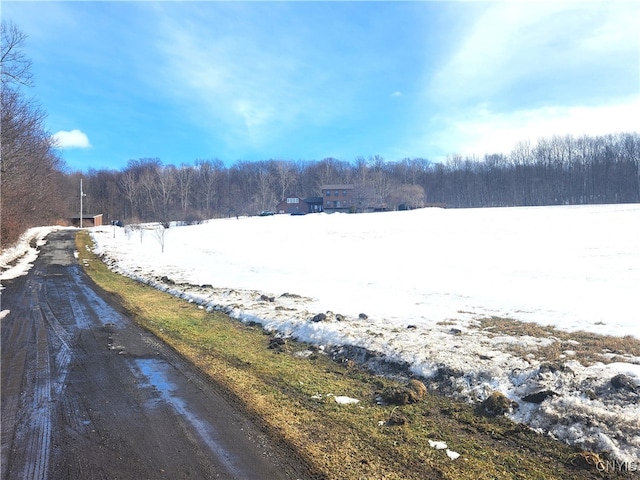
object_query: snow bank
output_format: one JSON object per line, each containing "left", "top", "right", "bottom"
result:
{"left": 0, "top": 226, "right": 64, "bottom": 286}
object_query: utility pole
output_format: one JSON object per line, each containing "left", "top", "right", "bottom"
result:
{"left": 80, "top": 178, "right": 86, "bottom": 228}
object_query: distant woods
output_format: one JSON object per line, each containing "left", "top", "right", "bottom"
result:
{"left": 77, "top": 132, "right": 640, "bottom": 226}
{"left": 1, "top": 21, "right": 639, "bottom": 248}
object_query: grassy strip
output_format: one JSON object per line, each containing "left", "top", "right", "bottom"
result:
{"left": 76, "top": 232, "right": 620, "bottom": 480}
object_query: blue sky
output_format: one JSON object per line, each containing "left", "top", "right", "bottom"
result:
{"left": 4, "top": 1, "right": 639, "bottom": 172}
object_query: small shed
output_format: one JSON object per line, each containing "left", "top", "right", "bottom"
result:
{"left": 71, "top": 214, "right": 103, "bottom": 227}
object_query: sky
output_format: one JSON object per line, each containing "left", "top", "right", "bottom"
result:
{"left": 4, "top": 1, "right": 639, "bottom": 172}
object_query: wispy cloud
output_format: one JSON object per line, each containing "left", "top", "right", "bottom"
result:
{"left": 150, "top": 3, "right": 354, "bottom": 155}
{"left": 430, "top": 2, "right": 638, "bottom": 107}
{"left": 52, "top": 129, "right": 91, "bottom": 149}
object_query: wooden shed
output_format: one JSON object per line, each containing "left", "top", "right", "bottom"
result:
{"left": 71, "top": 214, "right": 103, "bottom": 227}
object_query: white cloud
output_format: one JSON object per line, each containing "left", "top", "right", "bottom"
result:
{"left": 391, "top": 91, "right": 402, "bottom": 97}
{"left": 52, "top": 129, "right": 91, "bottom": 149}
{"left": 433, "top": 97, "right": 640, "bottom": 158}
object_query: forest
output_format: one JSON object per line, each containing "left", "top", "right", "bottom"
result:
{"left": 67, "top": 131, "right": 640, "bottom": 229}
{"left": 2, "top": 21, "right": 639, "bottom": 246}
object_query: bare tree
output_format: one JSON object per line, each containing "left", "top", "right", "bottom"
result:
{"left": 273, "top": 160, "right": 297, "bottom": 201}
{"left": 176, "top": 164, "right": 194, "bottom": 212}
{"left": 135, "top": 158, "right": 161, "bottom": 217}
{"left": 157, "top": 164, "right": 176, "bottom": 217}
{"left": 1, "top": 22, "right": 33, "bottom": 87}
{"left": 368, "top": 155, "right": 391, "bottom": 208}
{"left": 354, "top": 156, "right": 368, "bottom": 185}
{"left": 195, "top": 158, "right": 223, "bottom": 215}
{"left": 1, "top": 22, "right": 65, "bottom": 245}
{"left": 315, "top": 157, "right": 342, "bottom": 188}
{"left": 391, "top": 184, "right": 425, "bottom": 210}
{"left": 255, "top": 166, "right": 276, "bottom": 212}
{"left": 151, "top": 223, "right": 167, "bottom": 253}
{"left": 120, "top": 169, "right": 141, "bottom": 221}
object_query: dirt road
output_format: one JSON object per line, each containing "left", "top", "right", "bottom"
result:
{"left": 1, "top": 230, "right": 312, "bottom": 479}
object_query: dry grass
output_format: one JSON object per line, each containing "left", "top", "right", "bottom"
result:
{"left": 475, "top": 316, "right": 640, "bottom": 365}
{"left": 77, "top": 232, "right": 630, "bottom": 480}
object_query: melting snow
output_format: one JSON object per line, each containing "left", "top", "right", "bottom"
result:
{"left": 0, "top": 226, "right": 68, "bottom": 285}
{"left": 446, "top": 449, "right": 460, "bottom": 460}
{"left": 428, "top": 440, "right": 448, "bottom": 450}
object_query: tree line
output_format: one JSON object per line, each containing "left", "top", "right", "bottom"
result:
{"left": 76, "top": 131, "right": 639, "bottom": 225}
{"left": 2, "top": 22, "right": 639, "bottom": 247}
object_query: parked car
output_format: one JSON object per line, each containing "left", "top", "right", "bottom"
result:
{"left": 258, "top": 210, "right": 275, "bottom": 216}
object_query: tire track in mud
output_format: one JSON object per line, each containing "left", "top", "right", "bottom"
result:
{"left": 1, "top": 276, "right": 36, "bottom": 480}
{"left": 2, "top": 266, "right": 55, "bottom": 480}
{"left": 22, "top": 306, "right": 52, "bottom": 480}
{"left": 21, "top": 262, "right": 90, "bottom": 480}
{"left": 40, "top": 273, "right": 78, "bottom": 401}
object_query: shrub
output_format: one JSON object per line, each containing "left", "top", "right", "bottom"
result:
{"left": 380, "top": 379, "right": 427, "bottom": 405}
{"left": 482, "top": 392, "right": 518, "bottom": 416}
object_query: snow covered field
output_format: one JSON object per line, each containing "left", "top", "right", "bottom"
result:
{"left": 3, "top": 204, "right": 639, "bottom": 463}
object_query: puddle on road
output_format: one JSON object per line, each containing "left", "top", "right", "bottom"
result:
{"left": 69, "top": 266, "right": 126, "bottom": 328}
{"left": 134, "top": 359, "right": 176, "bottom": 406}
{"left": 133, "top": 358, "right": 248, "bottom": 477}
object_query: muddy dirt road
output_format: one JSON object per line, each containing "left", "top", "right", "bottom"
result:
{"left": 1, "top": 230, "right": 311, "bottom": 479}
